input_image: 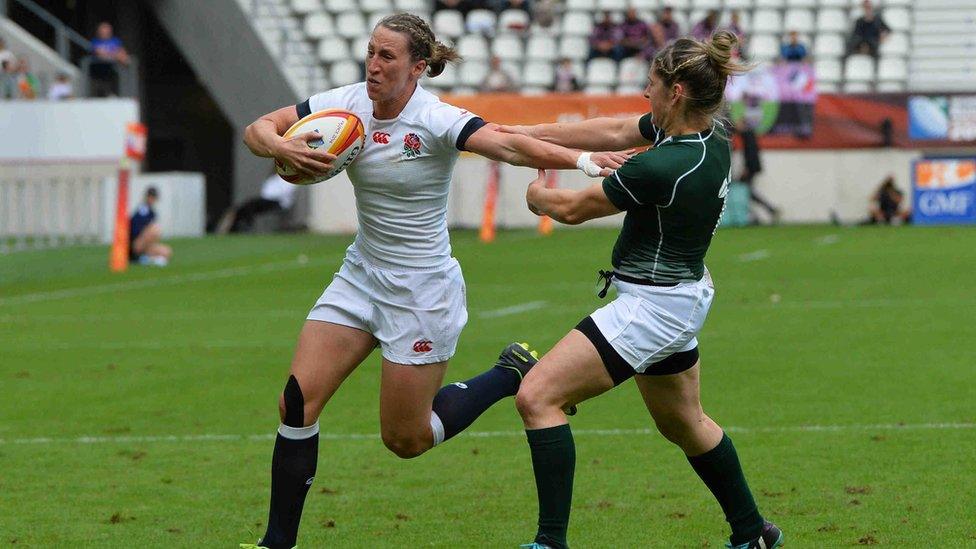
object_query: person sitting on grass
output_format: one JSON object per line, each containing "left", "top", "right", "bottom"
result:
{"left": 129, "top": 186, "right": 172, "bottom": 266}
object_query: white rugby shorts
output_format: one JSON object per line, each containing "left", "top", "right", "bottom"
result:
{"left": 307, "top": 245, "right": 468, "bottom": 365}
{"left": 589, "top": 270, "right": 715, "bottom": 374}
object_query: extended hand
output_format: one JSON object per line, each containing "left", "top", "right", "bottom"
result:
{"left": 526, "top": 169, "right": 545, "bottom": 216}
{"left": 274, "top": 131, "right": 337, "bottom": 179}
{"left": 590, "top": 150, "right": 636, "bottom": 175}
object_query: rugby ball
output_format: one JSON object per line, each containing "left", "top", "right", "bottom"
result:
{"left": 275, "top": 109, "right": 366, "bottom": 185}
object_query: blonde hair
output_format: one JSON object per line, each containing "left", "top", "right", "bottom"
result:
{"left": 377, "top": 13, "right": 461, "bottom": 77}
{"left": 652, "top": 30, "right": 751, "bottom": 122}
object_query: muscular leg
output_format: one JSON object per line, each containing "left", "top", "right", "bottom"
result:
{"left": 260, "top": 320, "right": 377, "bottom": 549}
{"left": 378, "top": 359, "right": 448, "bottom": 458}
{"left": 635, "top": 362, "right": 765, "bottom": 546}
{"left": 515, "top": 330, "right": 616, "bottom": 549}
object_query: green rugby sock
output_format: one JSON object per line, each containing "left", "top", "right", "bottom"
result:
{"left": 687, "top": 433, "right": 764, "bottom": 545}
{"left": 526, "top": 424, "right": 575, "bottom": 549}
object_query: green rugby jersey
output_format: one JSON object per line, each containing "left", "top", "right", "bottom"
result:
{"left": 602, "top": 113, "right": 732, "bottom": 283}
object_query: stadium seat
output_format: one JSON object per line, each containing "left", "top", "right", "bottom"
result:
{"left": 813, "top": 33, "right": 845, "bottom": 58}
{"left": 526, "top": 35, "right": 558, "bottom": 61}
{"left": 818, "top": 0, "right": 847, "bottom": 5}
{"left": 618, "top": 57, "right": 649, "bottom": 86}
{"left": 662, "top": 0, "right": 690, "bottom": 8}
{"left": 467, "top": 9, "right": 498, "bottom": 35}
{"left": 451, "top": 86, "right": 478, "bottom": 95}
{"left": 816, "top": 9, "right": 848, "bottom": 33}
{"left": 350, "top": 35, "right": 370, "bottom": 61}
{"left": 498, "top": 9, "right": 531, "bottom": 32}
{"left": 457, "top": 34, "right": 489, "bottom": 60}
{"left": 360, "top": 0, "right": 392, "bottom": 13}
{"left": 423, "top": 62, "right": 458, "bottom": 87}
{"left": 816, "top": 80, "right": 839, "bottom": 92}
{"left": 458, "top": 60, "right": 489, "bottom": 87}
{"left": 786, "top": 0, "right": 816, "bottom": 6}
{"left": 492, "top": 34, "right": 524, "bottom": 61}
{"left": 725, "top": 0, "right": 754, "bottom": 8}
{"left": 692, "top": 0, "right": 722, "bottom": 8}
{"left": 748, "top": 34, "right": 780, "bottom": 61}
{"left": 599, "top": 0, "right": 629, "bottom": 10}
{"left": 882, "top": 8, "right": 911, "bottom": 32}
{"left": 784, "top": 9, "right": 815, "bottom": 33}
{"left": 814, "top": 58, "right": 842, "bottom": 82}
{"left": 335, "top": 12, "right": 367, "bottom": 38}
{"left": 291, "top": 0, "right": 322, "bottom": 14}
{"left": 877, "top": 81, "right": 905, "bottom": 92}
{"left": 367, "top": 11, "right": 392, "bottom": 30}
{"left": 522, "top": 61, "right": 556, "bottom": 88}
{"left": 843, "top": 81, "right": 872, "bottom": 93}
{"left": 325, "top": 0, "right": 358, "bottom": 13}
{"left": 752, "top": 10, "right": 783, "bottom": 34}
{"left": 330, "top": 60, "right": 362, "bottom": 86}
{"left": 586, "top": 58, "right": 618, "bottom": 86}
{"left": 318, "top": 36, "right": 353, "bottom": 63}
{"left": 567, "top": 0, "right": 596, "bottom": 11}
{"left": 617, "top": 83, "right": 646, "bottom": 94}
{"left": 584, "top": 84, "right": 613, "bottom": 94}
{"left": 434, "top": 10, "right": 465, "bottom": 39}
{"left": 879, "top": 32, "right": 909, "bottom": 56}
{"left": 754, "top": 0, "right": 785, "bottom": 7}
{"left": 844, "top": 54, "right": 876, "bottom": 82}
{"left": 502, "top": 61, "right": 522, "bottom": 85}
{"left": 562, "top": 11, "right": 595, "bottom": 36}
{"left": 558, "top": 36, "right": 590, "bottom": 60}
{"left": 394, "top": 0, "right": 428, "bottom": 10}
{"left": 521, "top": 86, "right": 549, "bottom": 96}
{"left": 883, "top": 0, "right": 911, "bottom": 6}
{"left": 304, "top": 13, "right": 335, "bottom": 39}
{"left": 878, "top": 57, "right": 907, "bottom": 81}
{"left": 629, "top": 0, "right": 661, "bottom": 9}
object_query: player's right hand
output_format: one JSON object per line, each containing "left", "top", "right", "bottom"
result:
{"left": 274, "top": 131, "right": 337, "bottom": 178}
{"left": 495, "top": 125, "right": 531, "bottom": 137}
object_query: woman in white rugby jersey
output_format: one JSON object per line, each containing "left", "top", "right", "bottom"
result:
{"left": 239, "top": 13, "right": 628, "bottom": 549}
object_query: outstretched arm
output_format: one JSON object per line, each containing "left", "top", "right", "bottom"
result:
{"left": 525, "top": 169, "right": 621, "bottom": 225}
{"left": 463, "top": 124, "right": 630, "bottom": 176}
{"left": 498, "top": 115, "right": 650, "bottom": 152}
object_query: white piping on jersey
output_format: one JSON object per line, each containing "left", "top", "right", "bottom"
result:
{"left": 650, "top": 126, "right": 713, "bottom": 279}
{"left": 613, "top": 171, "right": 643, "bottom": 206}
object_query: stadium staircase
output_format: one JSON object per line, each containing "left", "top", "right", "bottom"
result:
{"left": 908, "top": 0, "right": 976, "bottom": 92}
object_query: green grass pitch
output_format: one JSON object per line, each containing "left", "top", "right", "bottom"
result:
{"left": 1, "top": 226, "right": 974, "bottom": 547}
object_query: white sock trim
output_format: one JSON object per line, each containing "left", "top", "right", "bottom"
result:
{"left": 429, "top": 412, "right": 445, "bottom": 446}
{"left": 278, "top": 421, "right": 320, "bottom": 440}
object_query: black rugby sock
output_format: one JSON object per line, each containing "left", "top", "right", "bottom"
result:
{"left": 687, "top": 433, "right": 764, "bottom": 545}
{"left": 527, "top": 424, "right": 575, "bottom": 549}
{"left": 430, "top": 366, "right": 521, "bottom": 444}
{"left": 260, "top": 423, "right": 319, "bottom": 549}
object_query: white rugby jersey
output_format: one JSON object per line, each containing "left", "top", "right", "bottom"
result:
{"left": 300, "top": 83, "right": 482, "bottom": 269}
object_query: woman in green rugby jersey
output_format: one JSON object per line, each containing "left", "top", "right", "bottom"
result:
{"left": 500, "top": 30, "right": 783, "bottom": 549}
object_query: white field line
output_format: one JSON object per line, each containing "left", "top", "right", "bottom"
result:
{"left": 0, "top": 258, "right": 333, "bottom": 308}
{"left": 1, "top": 422, "right": 973, "bottom": 446}
{"left": 738, "top": 249, "right": 770, "bottom": 262}
{"left": 478, "top": 300, "right": 548, "bottom": 319}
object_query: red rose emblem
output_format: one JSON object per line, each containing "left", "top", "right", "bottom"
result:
{"left": 403, "top": 133, "right": 422, "bottom": 157}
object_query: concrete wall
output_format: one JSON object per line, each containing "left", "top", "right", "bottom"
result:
{"left": 147, "top": 0, "right": 298, "bottom": 202}
{"left": 307, "top": 149, "right": 923, "bottom": 234}
{"left": 0, "top": 99, "right": 139, "bottom": 162}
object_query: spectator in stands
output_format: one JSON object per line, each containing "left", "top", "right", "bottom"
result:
{"left": 619, "top": 8, "right": 651, "bottom": 60}
{"left": 0, "top": 59, "right": 15, "bottom": 99}
{"left": 552, "top": 57, "right": 581, "bottom": 92}
{"left": 0, "top": 37, "right": 16, "bottom": 68}
{"left": 14, "top": 58, "right": 38, "bottom": 99}
{"left": 848, "top": 0, "right": 889, "bottom": 58}
{"left": 691, "top": 10, "right": 719, "bottom": 42}
{"left": 480, "top": 55, "right": 517, "bottom": 93}
{"left": 89, "top": 21, "right": 130, "bottom": 97}
{"left": 217, "top": 172, "right": 299, "bottom": 234}
{"left": 865, "top": 175, "right": 911, "bottom": 224}
{"left": 780, "top": 31, "right": 808, "bottom": 62}
{"left": 129, "top": 187, "right": 172, "bottom": 266}
{"left": 434, "top": 0, "right": 473, "bottom": 17}
{"left": 532, "top": 0, "right": 557, "bottom": 30}
{"left": 653, "top": 7, "right": 682, "bottom": 46}
{"left": 725, "top": 10, "right": 747, "bottom": 52}
{"left": 48, "top": 73, "right": 74, "bottom": 100}
{"left": 588, "top": 11, "right": 623, "bottom": 62}
{"left": 490, "top": 0, "right": 532, "bottom": 19}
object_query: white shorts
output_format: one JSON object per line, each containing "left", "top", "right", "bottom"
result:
{"left": 589, "top": 270, "right": 714, "bottom": 374}
{"left": 307, "top": 245, "right": 468, "bottom": 365}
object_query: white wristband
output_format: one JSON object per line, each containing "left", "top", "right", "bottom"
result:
{"left": 576, "top": 152, "right": 603, "bottom": 177}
